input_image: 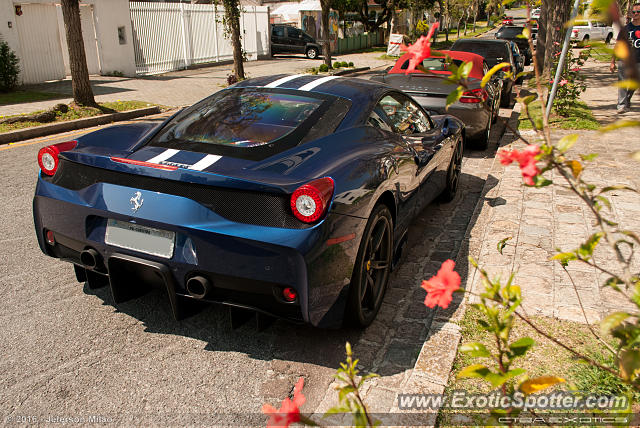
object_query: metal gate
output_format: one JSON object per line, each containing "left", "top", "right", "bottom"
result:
{"left": 130, "top": 2, "right": 270, "bottom": 75}
{"left": 15, "top": 3, "right": 66, "bottom": 84}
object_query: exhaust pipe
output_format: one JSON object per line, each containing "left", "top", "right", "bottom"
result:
{"left": 186, "top": 276, "right": 211, "bottom": 299}
{"left": 80, "top": 248, "right": 100, "bottom": 269}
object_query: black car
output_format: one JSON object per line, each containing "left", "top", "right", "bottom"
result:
{"left": 450, "top": 38, "right": 515, "bottom": 107}
{"left": 509, "top": 41, "right": 525, "bottom": 81}
{"left": 495, "top": 25, "right": 532, "bottom": 65}
{"left": 271, "top": 24, "right": 322, "bottom": 59}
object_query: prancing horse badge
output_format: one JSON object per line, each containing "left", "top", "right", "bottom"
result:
{"left": 130, "top": 191, "right": 143, "bottom": 213}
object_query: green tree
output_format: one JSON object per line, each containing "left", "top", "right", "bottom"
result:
{"left": 0, "top": 40, "right": 20, "bottom": 92}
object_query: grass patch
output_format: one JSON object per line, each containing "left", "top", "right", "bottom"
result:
{"left": 518, "top": 100, "right": 600, "bottom": 130}
{"left": 0, "top": 100, "right": 156, "bottom": 133}
{"left": 438, "top": 306, "right": 631, "bottom": 427}
{"left": 0, "top": 90, "right": 63, "bottom": 106}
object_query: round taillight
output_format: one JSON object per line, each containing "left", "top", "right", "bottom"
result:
{"left": 37, "top": 140, "right": 78, "bottom": 176}
{"left": 290, "top": 177, "right": 334, "bottom": 223}
{"left": 282, "top": 287, "right": 297, "bottom": 302}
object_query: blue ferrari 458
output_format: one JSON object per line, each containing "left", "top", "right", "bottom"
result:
{"left": 33, "top": 74, "right": 464, "bottom": 328}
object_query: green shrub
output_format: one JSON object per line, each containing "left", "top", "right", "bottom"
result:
{"left": 348, "top": 62, "right": 354, "bottom": 67}
{"left": 333, "top": 62, "right": 341, "bottom": 69}
{"left": 0, "top": 41, "right": 20, "bottom": 92}
{"left": 319, "top": 64, "right": 329, "bottom": 72}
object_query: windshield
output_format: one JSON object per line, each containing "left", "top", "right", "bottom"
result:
{"left": 152, "top": 89, "right": 324, "bottom": 148}
{"left": 400, "top": 57, "right": 464, "bottom": 72}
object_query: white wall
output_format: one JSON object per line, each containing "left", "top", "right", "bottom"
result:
{"left": 1, "top": 0, "right": 136, "bottom": 84}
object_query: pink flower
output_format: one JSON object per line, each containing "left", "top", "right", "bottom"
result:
{"left": 400, "top": 22, "right": 440, "bottom": 73}
{"left": 571, "top": 67, "right": 581, "bottom": 72}
{"left": 421, "top": 259, "right": 461, "bottom": 309}
{"left": 262, "top": 377, "right": 306, "bottom": 428}
{"left": 559, "top": 79, "right": 568, "bottom": 86}
{"left": 498, "top": 145, "right": 541, "bottom": 186}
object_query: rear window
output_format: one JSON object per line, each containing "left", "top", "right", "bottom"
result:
{"left": 497, "top": 26, "right": 524, "bottom": 37}
{"left": 152, "top": 89, "right": 323, "bottom": 148}
{"left": 452, "top": 42, "right": 509, "bottom": 64}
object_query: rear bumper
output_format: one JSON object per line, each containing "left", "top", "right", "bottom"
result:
{"left": 33, "top": 176, "right": 366, "bottom": 327}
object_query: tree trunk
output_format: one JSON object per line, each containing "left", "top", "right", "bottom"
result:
{"left": 321, "top": 0, "right": 331, "bottom": 67}
{"left": 223, "top": 0, "right": 244, "bottom": 80}
{"left": 535, "top": 1, "right": 547, "bottom": 74}
{"left": 542, "top": 0, "right": 571, "bottom": 78}
{"left": 60, "top": 0, "right": 96, "bottom": 107}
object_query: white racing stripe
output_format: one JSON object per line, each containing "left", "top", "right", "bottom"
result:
{"left": 146, "top": 149, "right": 179, "bottom": 164}
{"left": 264, "top": 74, "right": 306, "bottom": 88}
{"left": 298, "top": 75, "right": 339, "bottom": 91}
{"left": 189, "top": 154, "right": 222, "bottom": 171}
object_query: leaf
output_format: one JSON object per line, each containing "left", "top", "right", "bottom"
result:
{"left": 556, "top": 134, "right": 578, "bottom": 153}
{"left": 613, "top": 79, "right": 640, "bottom": 90}
{"left": 595, "top": 195, "right": 611, "bottom": 210}
{"left": 614, "top": 40, "right": 630, "bottom": 60}
{"left": 481, "top": 62, "right": 511, "bottom": 88}
{"left": 516, "top": 94, "right": 537, "bottom": 105}
{"left": 599, "top": 185, "right": 638, "bottom": 194}
{"left": 580, "top": 153, "right": 599, "bottom": 161}
{"left": 532, "top": 176, "right": 552, "bottom": 187}
{"left": 619, "top": 349, "right": 640, "bottom": 381}
{"left": 510, "top": 337, "right": 535, "bottom": 357}
{"left": 578, "top": 232, "right": 603, "bottom": 258}
{"left": 446, "top": 86, "right": 464, "bottom": 109}
{"left": 459, "top": 342, "right": 492, "bottom": 358}
{"left": 338, "top": 385, "right": 356, "bottom": 402}
{"left": 522, "top": 27, "right": 531, "bottom": 39}
{"left": 551, "top": 252, "right": 577, "bottom": 266}
{"left": 564, "top": 160, "right": 583, "bottom": 178}
{"left": 457, "top": 364, "right": 491, "bottom": 379}
{"left": 497, "top": 237, "right": 512, "bottom": 255}
{"left": 520, "top": 376, "right": 565, "bottom": 394}
{"left": 600, "top": 120, "right": 640, "bottom": 133}
{"left": 601, "top": 312, "right": 632, "bottom": 335}
{"left": 459, "top": 61, "right": 474, "bottom": 79}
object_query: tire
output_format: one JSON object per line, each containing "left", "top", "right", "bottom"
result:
{"left": 491, "top": 94, "right": 500, "bottom": 124}
{"left": 346, "top": 204, "right": 393, "bottom": 328}
{"left": 606, "top": 33, "right": 613, "bottom": 44}
{"left": 472, "top": 116, "right": 491, "bottom": 150}
{"left": 306, "top": 47, "right": 318, "bottom": 59}
{"left": 500, "top": 88, "right": 511, "bottom": 108}
{"left": 440, "top": 136, "right": 463, "bottom": 202}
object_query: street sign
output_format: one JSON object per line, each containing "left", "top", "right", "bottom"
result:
{"left": 387, "top": 33, "right": 403, "bottom": 57}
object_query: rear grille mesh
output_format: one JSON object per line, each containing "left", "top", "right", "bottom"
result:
{"left": 48, "top": 159, "right": 311, "bottom": 229}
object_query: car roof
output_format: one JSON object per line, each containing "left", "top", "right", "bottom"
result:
{"left": 233, "top": 74, "right": 389, "bottom": 103}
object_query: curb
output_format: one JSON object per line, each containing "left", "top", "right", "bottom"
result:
{"left": 0, "top": 106, "right": 162, "bottom": 145}
{"left": 419, "top": 101, "right": 522, "bottom": 418}
{"left": 332, "top": 66, "right": 371, "bottom": 76}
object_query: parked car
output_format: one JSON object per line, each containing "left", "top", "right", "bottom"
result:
{"left": 33, "top": 75, "right": 464, "bottom": 329}
{"left": 502, "top": 16, "right": 514, "bottom": 25}
{"left": 371, "top": 50, "right": 500, "bottom": 149}
{"left": 450, "top": 38, "right": 515, "bottom": 107}
{"left": 570, "top": 20, "right": 614, "bottom": 44}
{"left": 271, "top": 24, "right": 322, "bottom": 59}
{"left": 510, "top": 41, "right": 525, "bottom": 81}
{"left": 495, "top": 25, "right": 532, "bottom": 65}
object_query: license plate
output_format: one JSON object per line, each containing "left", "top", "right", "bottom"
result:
{"left": 105, "top": 219, "right": 175, "bottom": 259}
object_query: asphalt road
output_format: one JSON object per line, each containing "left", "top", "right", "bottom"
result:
{"left": 0, "top": 50, "right": 521, "bottom": 425}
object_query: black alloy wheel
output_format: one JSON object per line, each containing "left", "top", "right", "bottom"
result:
{"left": 440, "top": 137, "right": 463, "bottom": 202}
{"left": 306, "top": 47, "right": 318, "bottom": 59}
{"left": 346, "top": 204, "right": 393, "bottom": 327}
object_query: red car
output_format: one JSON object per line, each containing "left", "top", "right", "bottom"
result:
{"left": 502, "top": 16, "right": 514, "bottom": 25}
